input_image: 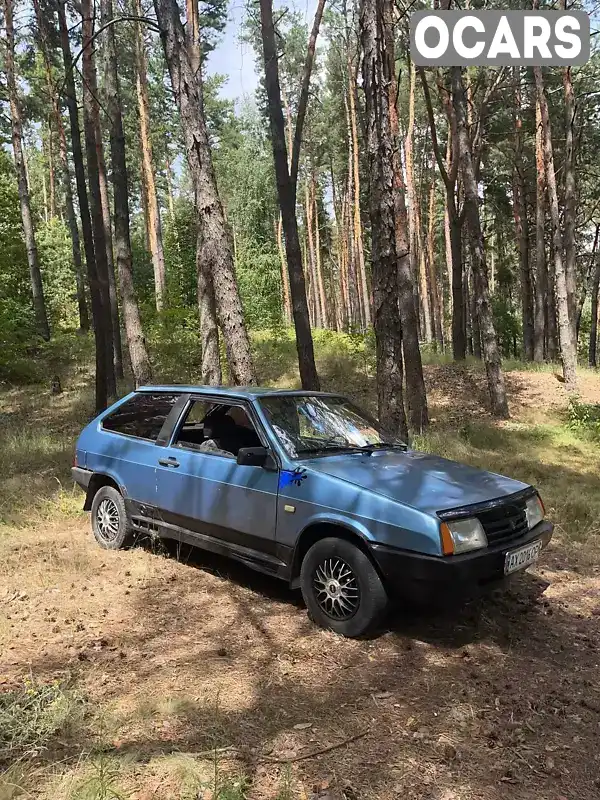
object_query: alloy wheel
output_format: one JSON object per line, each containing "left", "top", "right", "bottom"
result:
{"left": 313, "top": 558, "right": 360, "bottom": 620}
{"left": 96, "top": 498, "right": 120, "bottom": 543}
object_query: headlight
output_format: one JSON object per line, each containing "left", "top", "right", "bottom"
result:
{"left": 526, "top": 495, "right": 544, "bottom": 529}
{"left": 440, "top": 517, "right": 488, "bottom": 555}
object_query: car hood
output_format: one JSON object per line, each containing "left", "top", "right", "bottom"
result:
{"left": 301, "top": 450, "right": 529, "bottom": 516}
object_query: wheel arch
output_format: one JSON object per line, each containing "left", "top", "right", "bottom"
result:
{"left": 84, "top": 473, "right": 122, "bottom": 511}
{"left": 289, "top": 517, "right": 380, "bottom": 587}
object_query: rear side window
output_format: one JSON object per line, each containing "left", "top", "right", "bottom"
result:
{"left": 102, "top": 394, "right": 179, "bottom": 441}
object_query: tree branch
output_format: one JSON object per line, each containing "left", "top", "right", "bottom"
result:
{"left": 419, "top": 67, "right": 450, "bottom": 188}
{"left": 290, "top": 0, "right": 326, "bottom": 192}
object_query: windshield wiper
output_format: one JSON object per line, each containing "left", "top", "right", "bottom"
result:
{"left": 357, "top": 442, "right": 407, "bottom": 454}
{"left": 296, "top": 441, "right": 407, "bottom": 457}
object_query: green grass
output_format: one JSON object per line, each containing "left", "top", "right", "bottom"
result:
{"left": 0, "top": 679, "right": 80, "bottom": 762}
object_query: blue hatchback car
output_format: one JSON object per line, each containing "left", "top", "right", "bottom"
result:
{"left": 72, "top": 387, "right": 553, "bottom": 637}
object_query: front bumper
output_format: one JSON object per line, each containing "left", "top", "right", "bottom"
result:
{"left": 371, "top": 520, "right": 554, "bottom": 600}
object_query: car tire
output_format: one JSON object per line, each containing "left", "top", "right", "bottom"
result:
{"left": 90, "top": 486, "right": 132, "bottom": 551}
{"left": 300, "top": 537, "right": 388, "bottom": 638}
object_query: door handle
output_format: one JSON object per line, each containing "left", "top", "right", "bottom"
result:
{"left": 158, "top": 457, "right": 180, "bottom": 468}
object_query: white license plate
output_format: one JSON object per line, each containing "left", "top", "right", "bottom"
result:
{"left": 504, "top": 540, "right": 542, "bottom": 575}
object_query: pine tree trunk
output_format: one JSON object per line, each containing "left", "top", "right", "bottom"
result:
{"left": 382, "top": 2, "right": 428, "bottom": 432}
{"left": 154, "top": 0, "right": 255, "bottom": 385}
{"left": 197, "top": 229, "right": 222, "bottom": 384}
{"left": 58, "top": 0, "right": 107, "bottom": 410}
{"left": 4, "top": 0, "right": 50, "bottom": 342}
{"left": 135, "top": 0, "right": 167, "bottom": 312}
{"left": 427, "top": 176, "right": 444, "bottom": 348}
{"left": 534, "top": 66, "right": 577, "bottom": 389}
{"left": 185, "top": 0, "right": 222, "bottom": 381}
{"left": 46, "top": 118, "right": 57, "bottom": 219}
{"left": 590, "top": 247, "right": 600, "bottom": 368}
{"left": 513, "top": 67, "right": 534, "bottom": 361}
{"left": 452, "top": 67, "right": 509, "bottom": 418}
{"left": 82, "top": 0, "right": 117, "bottom": 399}
{"left": 347, "top": 56, "right": 370, "bottom": 329}
{"left": 344, "top": 93, "right": 362, "bottom": 329}
{"left": 533, "top": 97, "right": 546, "bottom": 363}
{"left": 98, "top": 0, "right": 124, "bottom": 380}
{"left": 102, "top": 0, "right": 152, "bottom": 387}
{"left": 547, "top": 237, "right": 558, "bottom": 362}
{"left": 563, "top": 62, "right": 578, "bottom": 344}
{"left": 258, "top": 0, "right": 319, "bottom": 389}
{"left": 360, "top": 0, "right": 409, "bottom": 439}
{"left": 313, "top": 178, "right": 328, "bottom": 329}
{"left": 32, "top": 0, "right": 89, "bottom": 332}
{"left": 276, "top": 216, "right": 292, "bottom": 324}
{"left": 305, "top": 180, "right": 321, "bottom": 328}
{"left": 406, "top": 62, "right": 424, "bottom": 338}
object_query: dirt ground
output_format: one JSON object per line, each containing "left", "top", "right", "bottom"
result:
{"left": 1, "top": 366, "right": 600, "bottom": 799}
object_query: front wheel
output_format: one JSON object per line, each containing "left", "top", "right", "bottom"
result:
{"left": 300, "top": 538, "right": 388, "bottom": 638}
{"left": 90, "top": 486, "right": 132, "bottom": 550}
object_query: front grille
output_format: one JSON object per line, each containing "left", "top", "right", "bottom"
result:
{"left": 477, "top": 500, "right": 529, "bottom": 547}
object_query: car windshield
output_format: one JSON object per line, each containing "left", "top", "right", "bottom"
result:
{"left": 259, "top": 395, "right": 405, "bottom": 459}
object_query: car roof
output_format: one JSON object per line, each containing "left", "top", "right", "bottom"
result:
{"left": 136, "top": 385, "right": 345, "bottom": 401}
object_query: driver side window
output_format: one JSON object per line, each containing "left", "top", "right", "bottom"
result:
{"left": 173, "top": 400, "right": 262, "bottom": 458}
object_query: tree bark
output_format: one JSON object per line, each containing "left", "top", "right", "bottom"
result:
{"left": 45, "top": 118, "right": 57, "bottom": 219}
{"left": 97, "top": 0, "right": 124, "bottom": 380}
{"left": 312, "top": 176, "right": 328, "bottom": 329}
{"left": 590, "top": 237, "right": 600, "bottom": 368}
{"left": 102, "top": 0, "right": 152, "bottom": 387}
{"left": 452, "top": 67, "right": 509, "bottom": 418}
{"left": 534, "top": 66, "right": 577, "bottom": 389}
{"left": 383, "top": 4, "right": 428, "bottom": 432}
{"left": 58, "top": 0, "right": 107, "bottom": 410}
{"left": 33, "top": 0, "right": 89, "bottom": 332}
{"left": 258, "top": 0, "right": 319, "bottom": 389}
{"left": 347, "top": 53, "right": 370, "bottom": 329}
{"left": 276, "top": 216, "right": 292, "bottom": 324}
{"left": 305, "top": 180, "right": 321, "bottom": 328}
{"left": 185, "top": 0, "right": 222, "bottom": 382}
{"left": 343, "top": 87, "right": 362, "bottom": 329}
{"left": 513, "top": 67, "right": 534, "bottom": 361}
{"left": 135, "top": 0, "right": 168, "bottom": 312}
{"left": 561, "top": 0, "right": 577, "bottom": 342}
{"left": 427, "top": 175, "right": 444, "bottom": 348}
{"left": 360, "top": 0, "right": 409, "bottom": 439}
{"left": 406, "top": 61, "right": 430, "bottom": 341}
{"left": 4, "top": 0, "right": 50, "bottom": 342}
{"left": 533, "top": 96, "right": 546, "bottom": 363}
{"left": 154, "top": 0, "right": 255, "bottom": 385}
{"left": 81, "top": 0, "right": 117, "bottom": 399}
{"left": 197, "top": 229, "right": 222, "bottom": 384}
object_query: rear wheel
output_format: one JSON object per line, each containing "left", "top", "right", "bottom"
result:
{"left": 90, "top": 486, "right": 132, "bottom": 550}
{"left": 300, "top": 537, "right": 388, "bottom": 638}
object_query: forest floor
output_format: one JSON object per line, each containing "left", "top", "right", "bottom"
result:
{"left": 1, "top": 331, "right": 600, "bottom": 800}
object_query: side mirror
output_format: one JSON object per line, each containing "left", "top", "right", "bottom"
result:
{"left": 237, "top": 446, "right": 275, "bottom": 469}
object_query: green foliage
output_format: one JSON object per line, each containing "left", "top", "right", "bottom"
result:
{"left": 0, "top": 678, "right": 78, "bottom": 759}
{"left": 0, "top": 150, "right": 38, "bottom": 381}
{"left": 491, "top": 295, "right": 521, "bottom": 359}
{"left": 567, "top": 396, "right": 600, "bottom": 440}
{"left": 145, "top": 307, "right": 202, "bottom": 383}
{"left": 37, "top": 218, "right": 79, "bottom": 328}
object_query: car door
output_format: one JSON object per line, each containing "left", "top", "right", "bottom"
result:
{"left": 96, "top": 392, "right": 181, "bottom": 512}
{"left": 155, "top": 397, "right": 281, "bottom": 568}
